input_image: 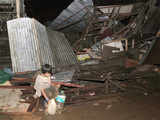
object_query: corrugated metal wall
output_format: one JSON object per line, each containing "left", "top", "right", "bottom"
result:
{"left": 7, "top": 18, "right": 54, "bottom": 72}
{"left": 7, "top": 18, "right": 78, "bottom": 72}
{"left": 47, "top": 28, "right": 78, "bottom": 66}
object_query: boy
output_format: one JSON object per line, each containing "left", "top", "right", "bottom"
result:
{"left": 34, "top": 64, "right": 59, "bottom": 105}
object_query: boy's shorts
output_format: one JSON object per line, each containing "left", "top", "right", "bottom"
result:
{"left": 45, "top": 86, "right": 58, "bottom": 99}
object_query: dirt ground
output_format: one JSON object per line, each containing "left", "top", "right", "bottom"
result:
{"left": 1, "top": 91, "right": 160, "bottom": 120}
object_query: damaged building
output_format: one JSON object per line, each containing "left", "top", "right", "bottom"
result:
{"left": 1, "top": 0, "right": 160, "bottom": 120}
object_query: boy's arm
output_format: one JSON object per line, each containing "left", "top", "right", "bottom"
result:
{"left": 41, "top": 89, "right": 50, "bottom": 103}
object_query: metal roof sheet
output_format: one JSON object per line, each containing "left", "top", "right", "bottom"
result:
{"left": 48, "top": 0, "right": 94, "bottom": 32}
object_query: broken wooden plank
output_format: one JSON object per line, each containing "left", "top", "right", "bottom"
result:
{"left": 11, "top": 78, "right": 34, "bottom": 83}
{"left": 78, "top": 77, "right": 105, "bottom": 82}
{"left": 12, "top": 77, "right": 33, "bottom": 81}
{"left": 0, "top": 86, "right": 34, "bottom": 89}
{"left": 108, "top": 79, "right": 125, "bottom": 91}
{"left": 27, "top": 98, "right": 39, "bottom": 112}
{"left": 104, "top": 72, "right": 125, "bottom": 92}
{"left": 32, "top": 98, "right": 40, "bottom": 112}
{"left": 0, "top": 112, "right": 33, "bottom": 115}
{"left": 52, "top": 82, "right": 84, "bottom": 88}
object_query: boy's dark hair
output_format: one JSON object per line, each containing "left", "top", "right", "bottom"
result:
{"left": 41, "top": 64, "right": 52, "bottom": 74}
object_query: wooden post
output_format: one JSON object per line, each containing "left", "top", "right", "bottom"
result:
{"left": 132, "top": 39, "right": 135, "bottom": 48}
{"left": 125, "top": 40, "right": 128, "bottom": 51}
{"left": 105, "top": 72, "right": 112, "bottom": 94}
{"left": 16, "top": 0, "right": 21, "bottom": 18}
{"left": 105, "top": 79, "right": 109, "bottom": 94}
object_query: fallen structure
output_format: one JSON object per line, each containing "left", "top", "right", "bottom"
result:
{"left": 1, "top": 0, "right": 160, "bottom": 117}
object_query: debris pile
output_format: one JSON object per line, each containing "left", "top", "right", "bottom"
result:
{"left": 73, "top": 0, "right": 160, "bottom": 66}
{"left": 1, "top": 0, "right": 160, "bottom": 117}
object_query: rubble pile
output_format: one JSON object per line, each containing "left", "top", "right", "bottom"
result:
{"left": 1, "top": 0, "right": 160, "bottom": 117}
{"left": 74, "top": 0, "right": 160, "bottom": 66}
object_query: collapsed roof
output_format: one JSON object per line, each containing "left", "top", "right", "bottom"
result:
{"left": 24, "top": 0, "right": 149, "bottom": 31}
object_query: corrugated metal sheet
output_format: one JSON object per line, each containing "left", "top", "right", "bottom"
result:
{"left": 98, "top": 4, "right": 133, "bottom": 15}
{"left": 47, "top": 28, "right": 78, "bottom": 66}
{"left": 0, "top": 0, "right": 15, "bottom": 4}
{"left": 7, "top": 18, "right": 54, "bottom": 72}
{"left": 48, "top": 0, "right": 94, "bottom": 32}
{"left": 7, "top": 18, "right": 78, "bottom": 72}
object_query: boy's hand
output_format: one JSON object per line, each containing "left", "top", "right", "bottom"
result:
{"left": 46, "top": 98, "right": 50, "bottom": 104}
{"left": 48, "top": 100, "right": 51, "bottom": 105}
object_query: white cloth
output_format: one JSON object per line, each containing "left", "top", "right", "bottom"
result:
{"left": 34, "top": 74, "right": 51, "bottom": 97}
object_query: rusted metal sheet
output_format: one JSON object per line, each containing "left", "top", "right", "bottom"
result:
{"left": 7, "top": 18, "right": 54, "bottom": 72}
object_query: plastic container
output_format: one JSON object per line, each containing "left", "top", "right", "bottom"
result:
{"left": 47, "top": 98, "right": 57, "bottom": 115}
{"left": 55, "top": 90, "right": 66, "bottom": 113}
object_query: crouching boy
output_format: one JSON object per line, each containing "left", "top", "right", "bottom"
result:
{"left": 34, "top": 64, "right": 60, "bottom": 110}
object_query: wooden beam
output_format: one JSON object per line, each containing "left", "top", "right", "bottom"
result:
{"left": 78, "top": 77, "right": 105, "bottom": 82}
{"left": 0, "top": 86, "right": 34, "bottom": 89}
{"left": 125, "top": 39, "right": 128, "bottom": 51}
{"left": 0, "top": 112, "right": 33, "bottom": 115}
{"left": 52, "top": 82, "right": 84, "bottom": 88}
{"left": 27, "top": 97, "right": 41, "bottom": 113}
{"left": 16, "top": 0, "right": 20, "bottom": 18}
{"left": 132, "top": 39, "right": 135, "bottom": 48}
{"left": 12, "top": 77, "right": 34, "bottom": 83}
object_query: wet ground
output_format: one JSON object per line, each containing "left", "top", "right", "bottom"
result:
{"left": 1, "top": 91, "right": 160, "bottom": 120}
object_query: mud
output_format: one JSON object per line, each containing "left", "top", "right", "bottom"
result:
{"left": 1, "top": 92, "right": 160, "bottom": 120}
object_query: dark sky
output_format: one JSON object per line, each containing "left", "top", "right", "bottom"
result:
{"left": 25, "top": 0, "right": 73, "bottom": 23}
